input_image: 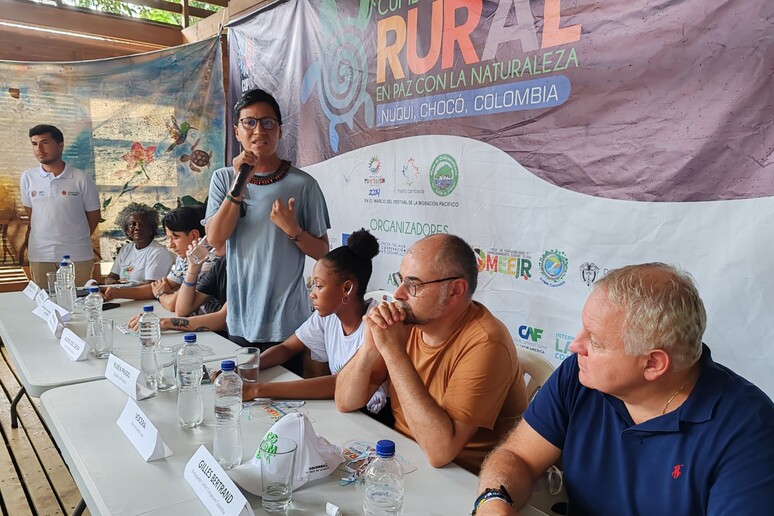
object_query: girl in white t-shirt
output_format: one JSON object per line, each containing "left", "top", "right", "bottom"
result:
{"left": 240, "top": 229, "right": 390, "bottom": 420}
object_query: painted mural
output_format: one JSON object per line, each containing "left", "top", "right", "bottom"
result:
{"left": 0, "top": 37, "right": 225, "bottom": 265}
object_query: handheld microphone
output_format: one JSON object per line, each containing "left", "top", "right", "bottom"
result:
{"left": 230, "top": 163, "right": 253, "bottom": 197}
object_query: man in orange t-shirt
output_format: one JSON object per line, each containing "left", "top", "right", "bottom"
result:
{"left": 336, "top": 234, "right": 527, "bottom": 473}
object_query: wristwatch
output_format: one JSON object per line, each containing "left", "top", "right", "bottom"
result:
{"left": 472, "top": 485, "right": 513, "bottom": 514}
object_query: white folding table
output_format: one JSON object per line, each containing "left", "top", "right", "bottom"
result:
{"left": 0, "top": 291, "right": 239, "bottom": 426}
{"left": 40, "top": 365, "right": 549, "bottom": 516}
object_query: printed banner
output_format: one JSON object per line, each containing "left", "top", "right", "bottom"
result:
{"left": 229, "top": 0, "right": 774, "bottom": 396}
{"left": 0, "top": 37, "right": 226, "bottom": 264}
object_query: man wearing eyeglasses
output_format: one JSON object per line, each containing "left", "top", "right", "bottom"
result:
{"left": 205, "top": 88, "right": 330, "bottom": 375}
{"left": 335, "top": 234, "right": 528, "bottom": 473}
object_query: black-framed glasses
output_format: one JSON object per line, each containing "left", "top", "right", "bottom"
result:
{"left": 238, "top": 117, "right": 278, "bottom": 131}
{"left": 391, "top": 272, "right": 461, "bottom": 297}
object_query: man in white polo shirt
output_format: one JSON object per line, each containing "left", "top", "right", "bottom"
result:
{"left": 20, "top": 125, "right": 101, "bottom": 288}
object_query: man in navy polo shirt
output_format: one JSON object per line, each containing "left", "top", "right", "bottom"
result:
{"left": 474, "top": 263, "right": 774, "bottom": 515}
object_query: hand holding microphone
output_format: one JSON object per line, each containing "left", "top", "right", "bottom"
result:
{"left": 231, "top": 162, "right": 253, "bottom": 197}
{"left": 230, "top": 151, "right": 257, "bottom": 198}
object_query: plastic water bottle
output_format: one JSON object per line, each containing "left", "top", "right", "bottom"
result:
{"left": 363, "top": 440, "right": 404, "bottom": 515}
{"left": 138, "top": 305, "right": 160, "bottom": 391}
{"left": 55, "top": 260, "right": 75, "bottom": 312}
{"left": 213, "top": 360, "right": 242, "bottom": 469}
{"left": 61, "top": 254, "right": 75, "bottom": 282}
{"left": 177, "top": 333, "right": 203, "bottom": 428}
{"left": 84, "top": 286, "right": 103, "bottom": 353}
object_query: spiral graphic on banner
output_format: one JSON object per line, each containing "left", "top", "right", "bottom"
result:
{"left": 321, "top": 32, "right": 365, "bottom": 117}
{"left": 301, "top": 25, "right": 374, "bottom": 153}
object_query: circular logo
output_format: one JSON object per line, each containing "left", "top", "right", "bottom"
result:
{"left": 429, "top": 154, "right": 459, "bottom": 197}
{"left": 539, "top": 250, "right": 568, "bottom": 285}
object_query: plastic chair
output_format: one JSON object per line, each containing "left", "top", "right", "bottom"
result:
{"left": 364, "top": 289, "right": 395, "bottom": 303}
{"left": 517, "top": 347, "right": 556, "bottom": 402}
{"left": 516, "top": 349, "right": 567, "bottom": 515}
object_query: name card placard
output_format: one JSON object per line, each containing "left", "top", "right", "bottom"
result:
{"left": 33, "top": 299, "right": 71, "bottom": 323}
{"left": 116, "top": 398, "right": 172, "bottom": 462}
{"left": 34, "top": 287, "right": 49, "bottom": 306}
{"left": 60, "top": 328, "right": 88, "bottom": 361}
{"left": 46, "top": 308, "right": 65, "bottom": 338}
{"left": 23, "top": 281, "right": 40, "bottom": 299}
{"left": 184, "top": 446, "right": 254, "bottom": 516}
{"left": 105, "top": 354, "right": 155, "bottom": 401}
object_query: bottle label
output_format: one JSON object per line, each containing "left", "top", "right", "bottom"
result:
{"left": 59, "top": 328, "right": 89, "bottom": 361}
{"left": 184, "top": 445, "right": 254, "bottom": 516}
{"left": 116, "top": 397, "right": 172, "bottom": 462}
{"left": 105, "top": 354, "right": 156, "bottom": 400}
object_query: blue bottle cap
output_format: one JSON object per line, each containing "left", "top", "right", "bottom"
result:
{"left": 375, "top": 440, "right": 395, "bottom": 457}
{"left": 142, "top": 305, "right": 154, "bottom": 312}
{"left": 221, "top": 360, "right": 235, "bottom": 371}
{"left": 63, "top": 255, "right": 71, "bottom": 259}
{"left": 184, "top": 333, "right": 197, "bottom": 343}
{"left": 88, "top": 286, "right": 100, "bottom": 293}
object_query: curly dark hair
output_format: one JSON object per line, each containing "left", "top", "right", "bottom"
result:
{"left": 322, "top": 229, "right": 379, "bottom": 298}
{"left": 115, "top": 202, "right": 160, "bottom": 237}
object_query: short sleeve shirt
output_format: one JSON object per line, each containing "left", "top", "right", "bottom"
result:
{"left": 525, "top": 346, "right": 774, "bottom": 515}
{"left": 196, "top": 257, "right": 227, "bottom": 313}
{"left": 390, "top": 302, "right": 527, "bottom": 473}
{"left": 109, "top": 241, "right": 175, "bottom": 283}
{"left": 20, "top": 164, "right": 100, "bottom": 262}
{"left": 166, "top": 255, "right": 214, "bottom": 285}
{"left": 205, "top": 164, "right": 330, "bottom": 343}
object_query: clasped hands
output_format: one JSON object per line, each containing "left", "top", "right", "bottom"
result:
{"left": 363, "top": 301, "right": 413, "bottom": 355}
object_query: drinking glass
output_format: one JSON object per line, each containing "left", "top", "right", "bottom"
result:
{"left": 260, "top": 436, "right": 297, "bottom": 512}
{"left": 93, "top": 319, "right": 114, "bottom": 359}
{"left": 236, "top": 347, "right": 260, "bottom": 384}
{"left": 156, "top": 345, "right": 178, "bottom": 391}
{"left": 46, "top": 271, "right": 58, "bottom": 301}
{"left": 187, "top": 236, "right": 216, "bottom": 265}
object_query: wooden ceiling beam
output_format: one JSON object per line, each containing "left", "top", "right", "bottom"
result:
{"left": 0, "top": 24, "right": 160, "bottom": 61}
{"left": 128, "top": 0, "right": 216, "bottom": 21}
{"left": 0, "top": 0, "right": 184, "bottom": 48}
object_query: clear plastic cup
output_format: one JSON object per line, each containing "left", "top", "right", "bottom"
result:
{"left": 187, "top": 236, "right": 216, "bottom": 265}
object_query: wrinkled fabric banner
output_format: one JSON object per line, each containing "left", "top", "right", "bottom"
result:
{"left": 230, "top": 0, "right": 773, "bottom": 201}
{"left": 1, "top": 37, "right": 226, "bottom": 262}
{"left": 229, "top": 0, "right": 774, "bottom": 396}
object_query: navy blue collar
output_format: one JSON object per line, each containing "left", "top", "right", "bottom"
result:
{"left": 604, "top": 344, "right": 721, "bottom": 432}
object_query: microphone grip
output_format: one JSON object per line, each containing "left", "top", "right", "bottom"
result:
{"left": 230, "top": 163, "right": 253, "bottom": 197}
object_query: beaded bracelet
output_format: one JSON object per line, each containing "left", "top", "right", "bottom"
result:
{"left": 181, "top": 279, "right": 196, "bottom": 287}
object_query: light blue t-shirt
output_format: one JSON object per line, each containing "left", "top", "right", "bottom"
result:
{"left": 205, "top": 165, "right": 330, "bottom": 342}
